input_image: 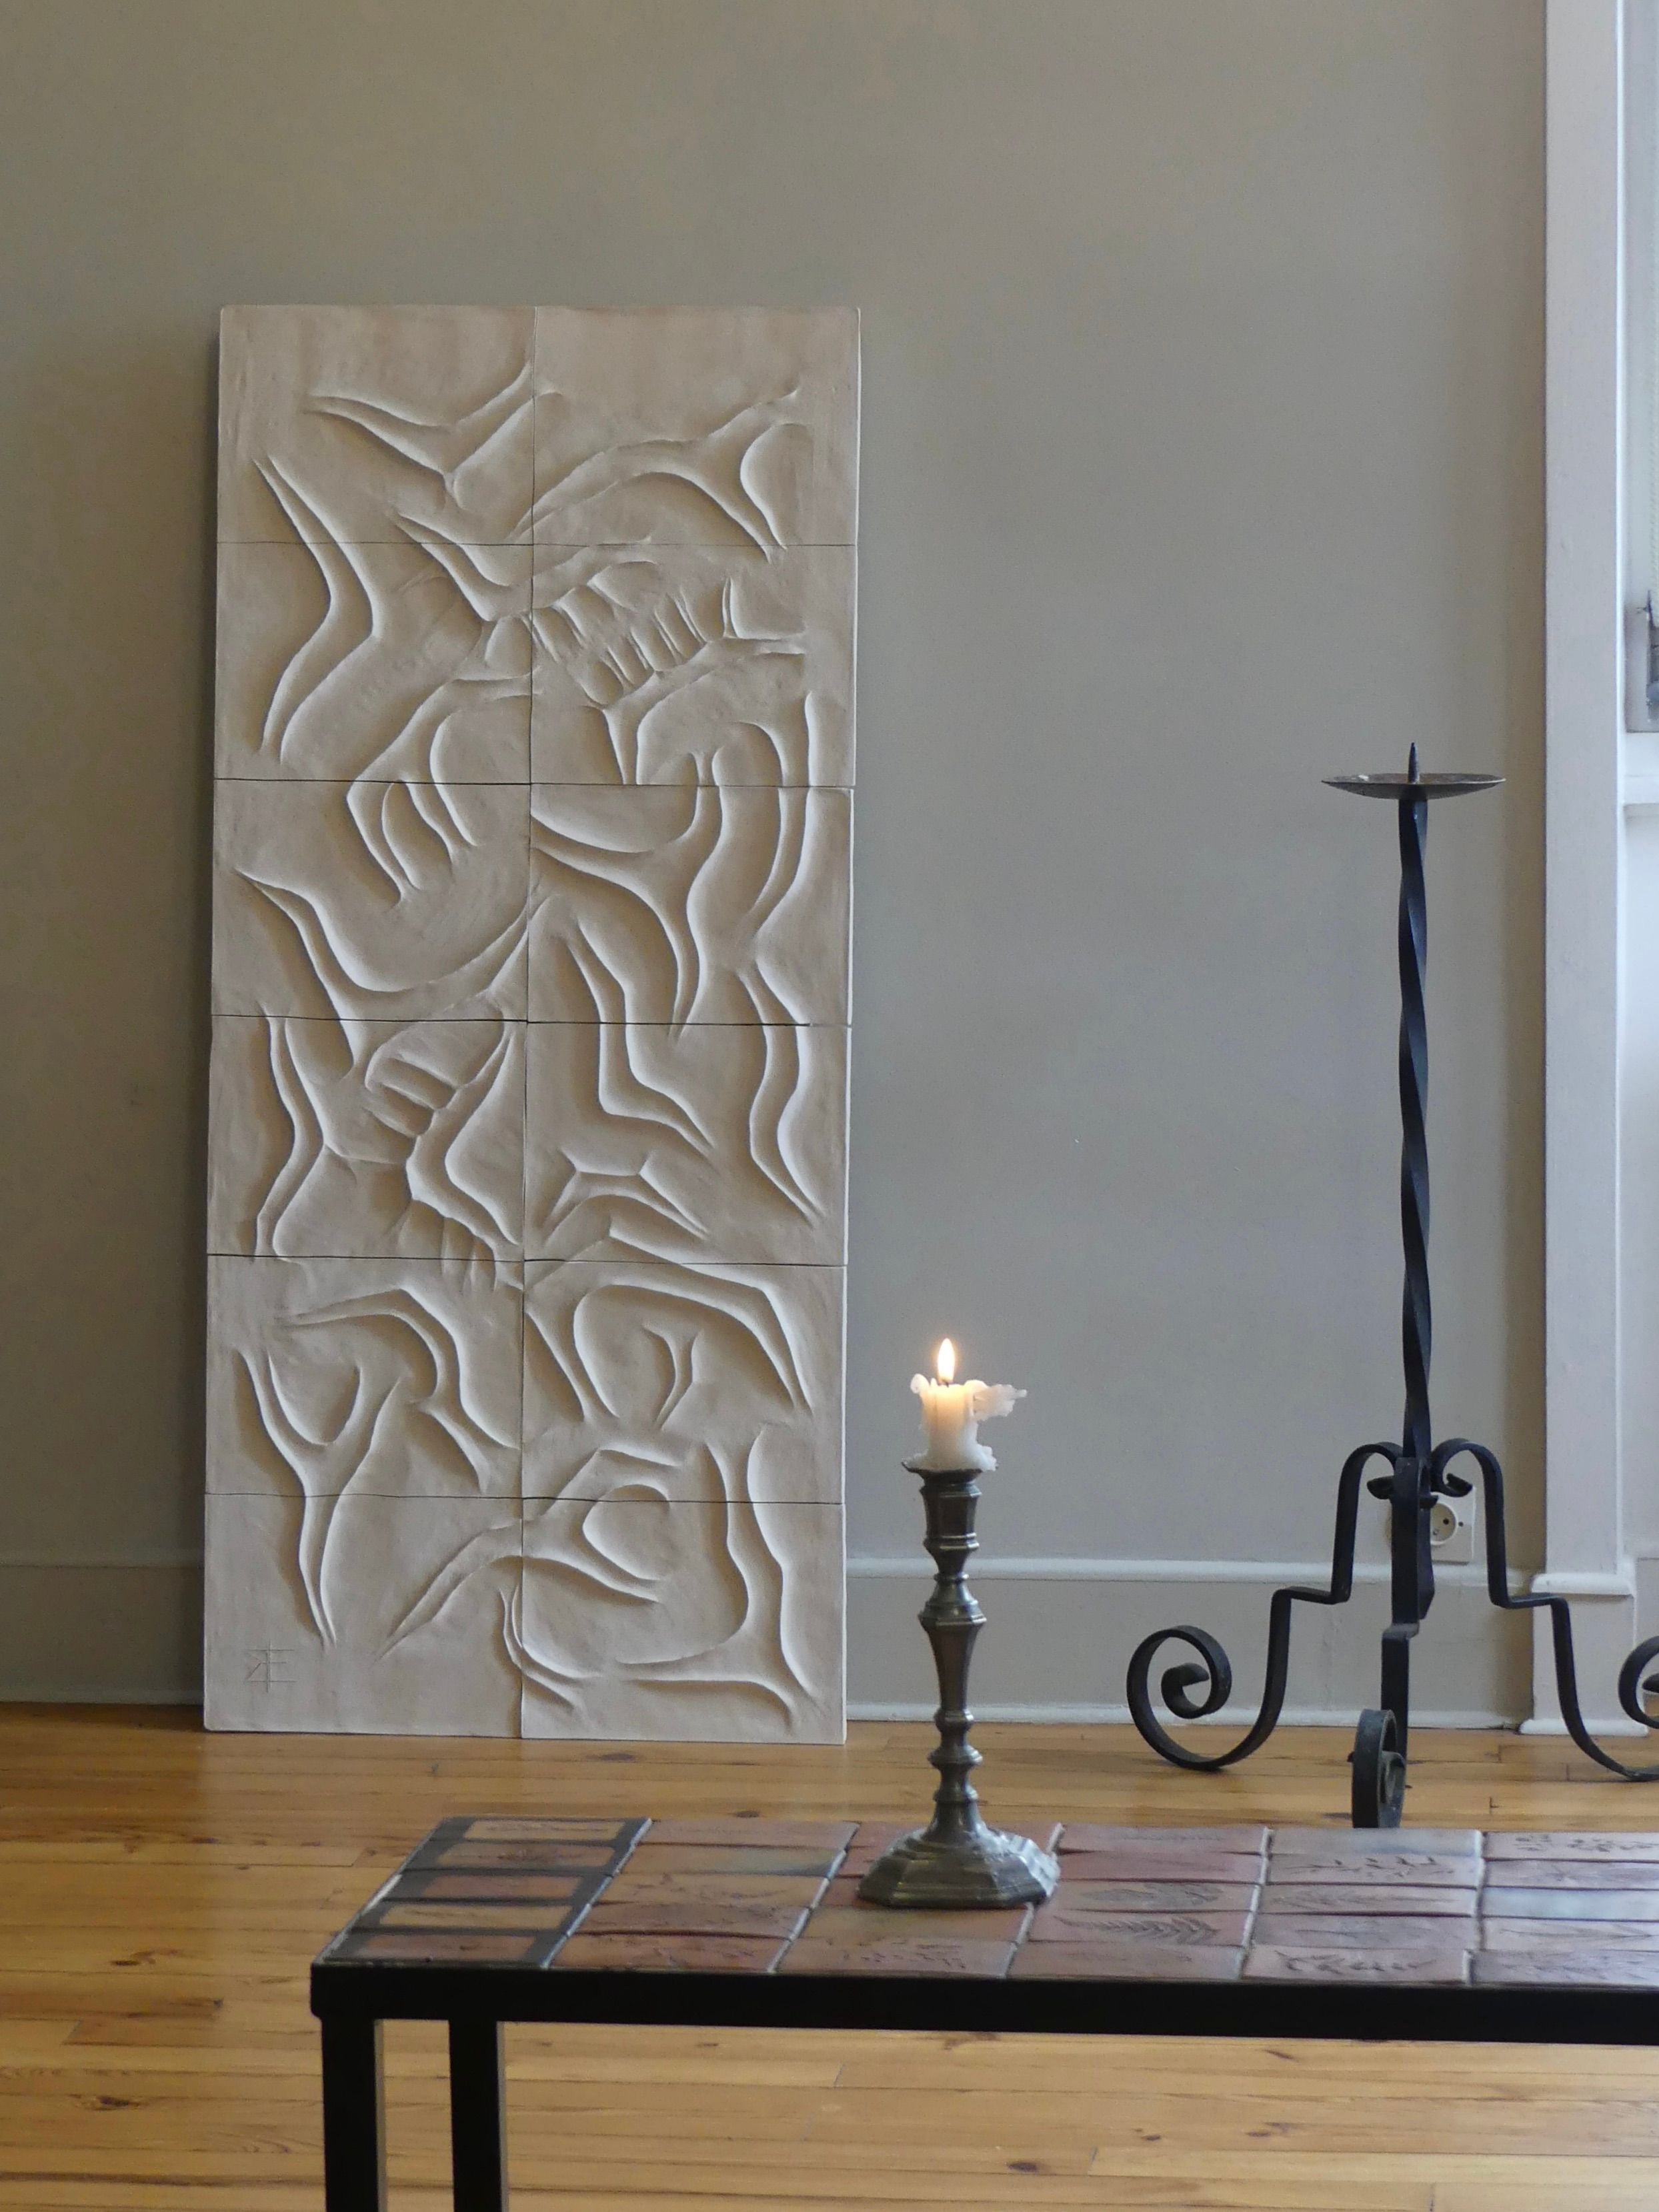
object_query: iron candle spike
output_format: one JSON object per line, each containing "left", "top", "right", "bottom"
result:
{"left": 858, "top": 1462, "right": 1058, "bottom": 1907}
{"left": 1126, "top": 747, "right": 1659, "bottom": 1826}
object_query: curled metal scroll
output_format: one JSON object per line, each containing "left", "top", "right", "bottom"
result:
{"left": 1432, "top": 1438, "right": 1659, "bottom": 1780}
{"left": 1126, "top": 1442, "right": 1391, "bottom": 1770}
{"left": 1352, "top": 1705, "right": 1406, "bottom": 1827}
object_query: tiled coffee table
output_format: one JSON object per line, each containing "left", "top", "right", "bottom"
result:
{"left": 311, "top": 1815, "right": 1659, "bottom": 2210}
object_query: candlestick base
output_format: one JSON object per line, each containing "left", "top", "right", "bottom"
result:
{"left": 858, "top": 1816, "right": 1058, "bottom": 1909}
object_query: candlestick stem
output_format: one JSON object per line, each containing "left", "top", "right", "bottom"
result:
{"left": 858, "top": 1464, "right": 1058, "bottom": 1908}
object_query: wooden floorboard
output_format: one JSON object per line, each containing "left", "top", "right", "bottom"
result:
{"left": 1, "top": 1707, "right": 1658, "bottom": 2209}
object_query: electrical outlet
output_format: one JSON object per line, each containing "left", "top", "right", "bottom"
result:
{"left": 1377, "top": 1490, "right": 1478, "bottom": 1565}
{"left": 1428, "top": 1491, "right": 1477, "bottom": 1566}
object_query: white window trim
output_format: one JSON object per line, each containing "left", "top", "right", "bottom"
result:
{"left": 1537, "top": 0, "right": 1644, "bottom": 1727}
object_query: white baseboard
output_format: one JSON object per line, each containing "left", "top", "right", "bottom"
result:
{"left": 0, "top": 1549, "right": 1634, "bottom": 1736}
{"left": 847, "top": 1553, "right": 1534, "bottom": 1728}
{"left": 850, "top": 1701, "right": 1516, "bottom": 1727}
{"left": 1519, "top": 1715, "right": 1650, "bottom": 1737}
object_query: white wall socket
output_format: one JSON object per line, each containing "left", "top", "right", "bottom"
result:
{"left": 1380, "top": 1491, "right": 1478, "bottom": 1566}
{"left": 1428, "top": 1491, "right": 1477, "bottom": 1566}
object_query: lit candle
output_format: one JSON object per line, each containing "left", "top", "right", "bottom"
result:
{"left": 909, "top": 1338, "right": 1026, "bottom": 1472}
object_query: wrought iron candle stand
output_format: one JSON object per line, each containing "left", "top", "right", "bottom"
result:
{"left": 859, "top": 1463, "right": 1059, "bottom": 1906}
{"left": 1126, "top": 746, "right": 1659, "bottom": 1827}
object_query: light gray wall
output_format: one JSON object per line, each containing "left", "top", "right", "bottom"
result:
{"left": 0, "top": 0, "right": 1544, "bottom": 1717}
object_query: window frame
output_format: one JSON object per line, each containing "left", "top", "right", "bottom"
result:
{"left": 1538, "top": 0, "right": 1648, "bottom": 1729}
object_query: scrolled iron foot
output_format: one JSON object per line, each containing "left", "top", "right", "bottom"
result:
{"left": 1126, "top": 1624, "right": 1241, "bottom": 1771}
{"left": 1126, "top": 1444, "right": 1384, "bottom": 1772}
{"left": 1433, "top": 1439, "right": 1659, "bottom": 1782}
{"left": 1351, "top": 1707, "right": 1406, "bottom": 1828}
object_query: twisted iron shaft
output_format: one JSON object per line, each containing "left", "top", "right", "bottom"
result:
{"left": 1397, "top": 776, "right": 1432, "bottom": 1462}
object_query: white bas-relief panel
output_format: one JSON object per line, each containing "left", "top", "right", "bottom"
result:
{"left": 207, "top": 305, "right": 856, "bottom": 1743}
{"left": 207, "top": 1258, "right": 523, "bottom": 1504}
{"left": 519, "top": 1500, "right": 844, "bottom": 1742}
{"left": 528, "top": 786, "right": 850, "bottom": 1026}
{"left": 213, "top": 780, "right": 529, "bottom": 1022}
{"left": 205, "top": 1494, "right": 521, "bottom": 1734}
{"left": 521, "top": 1258, "right": 844, "bottom": 1504}
{"left": 533, "top": 307, "right": 858, "bottom": 547}
{"left": 523, "top": 1020, "right": 847, "bottom": 1263}
{"left": 219, "top": 305, "right": 534, "bottom": 548}
{"left": 217, "top": 541, "right": 531, "bottom": 784}
{"left": 209, "top": 1016, "right": 524, "bottom": 1261}
{"left": 530, "top": 544, "right": 853, "bottom": 786}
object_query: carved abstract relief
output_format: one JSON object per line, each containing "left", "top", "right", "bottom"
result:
{"left": 530, "top": 544, "right": 853, "bottom": 786}
{"left": 519, "top": 1498, "right": 844, "bottom": 1741}
{"left": 521, "top": 1259, "right": 844, "bottom": 1502}
{"left": 207, "top": 1257, "right": 523, "bottom": 1506}
{"left": 213, "top": 780, "right": 531, "bottom": 1022}
{"left": 209, "top": 1017, "right": 525, "bottom": 1260}
{"left": 529, "top": 785, "right": 851, "bottom": 1025}
{"left": 216, "top": 541, "right": 533, "bottom": 784}
{"left": 205, "top": 307, "right": 856, "bottom": 1741}
{"left": 522, "top": 1020, "right": 846, "bottom": 1263}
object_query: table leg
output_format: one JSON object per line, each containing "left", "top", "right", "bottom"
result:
{"left": 449, "top": 2017, "right": 508, "bottom": 2211}
{"left": 320, "top": 2015, "right": 386, "bottom": 2212}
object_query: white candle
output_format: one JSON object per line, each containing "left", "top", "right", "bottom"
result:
{"left": 909, "top": 1337, "right": 1025, "bottom": 1471}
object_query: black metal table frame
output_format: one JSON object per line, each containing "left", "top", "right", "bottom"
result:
{"left": 311, "top": 1959, "right": 1659, "bottom": 2211}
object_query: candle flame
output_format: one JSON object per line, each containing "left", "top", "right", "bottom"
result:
{"left": 935, "top": 1338, "right": 957, "bottom": 1384}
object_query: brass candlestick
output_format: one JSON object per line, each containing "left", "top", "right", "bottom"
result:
{"left": 858, "top": 1461, "right": 1059, "bottom": 1908}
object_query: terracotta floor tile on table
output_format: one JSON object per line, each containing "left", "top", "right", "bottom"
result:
{"left": 1471, "top": 1948, "right": 1659, "bottom": 1986}
{"left": 1262, "top": 1883, "right": 1478, "bottom": 1915}
{"left": 375, "top": 1901, "right": 572, "bottom": 1929}
{"left": 627, "top": 1842, "right": 844, "bottom": 1876}
{"left": 819, "top": 1876, "right": 881, "bottom": 1909}
{"left": 644, "top": 1818, "right": 857, "bottom": 1849}
{"left": 466, "top": 1818, "right": 635, "bottom": 1843}
{"left": 1036, "top": 1878, "right": 1259, "bottom": 1914}
{"left": 1253, "top": 1913, "right": 1474, "bottom": 1948}
{"left": 1022, "top": 1821, "right": 1066, "bottom": 1851}
{"left": 1485, "top": 1831, "right": 1659, "bottom": 1860}
{"left": 1481, "top": 1888, "right": 1659, "bottom": 1920}
{"left": 346, "top": 1930, "right": 538, "bottom": 1962}
{"left": 1056, "top": 1847, "right": 1266, "bottom": 1881}
{"left": 836, "top": 1828, "right": 906, "bottom": 1877}
{"left": 1269, "top": 1826, "right": 1482, "bottom": 1857}
{"left": 813, "top": 1873, "right": 1262, "bottom": 1919}
{"left": 580, "top": 1897, "right": 810, "bottom": 1939}
{"left": 424, "top": 1839, "right": 619, "bottom": 1870}
{"left": 1026, "top": 1908, "right": 1252, "bottom": 1947}
{"left": 1244, "top": 1946, "right": 1472, "bottom": 1984}
{"left": 600, "top": 1870, "right": 826, "bottom": 1908}
{"left": 779, "top": 1935, "right": 1018, "bottom": 1977}
{"left": 1481, "top": 1918, "right": 1659, "bottom": 1950}
{"left": 417, "top": 1871, "right": 585, "bottom": 1900}
{"left": 1057, "top": 1823, "right": 1270, "bottom": 1855}
{"left": 801, "top": 1903, "right": 1029, "bottom": 1945}
{"left": 1486, "top": 1857, "right": 1659, "bottom": 1888}
{"left": 1258, "top": 1853, "right": 1484, "bottom": 1885}
{"left": 553, "top": 1931, "right": 789, "bottom": 1972}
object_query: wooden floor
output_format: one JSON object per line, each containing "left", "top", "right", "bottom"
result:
{"left": 4, "top": 1712, "right": 1659, "bottom": 2211}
